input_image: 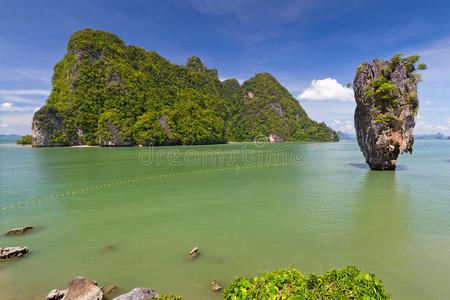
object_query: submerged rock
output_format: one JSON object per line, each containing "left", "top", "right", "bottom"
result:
{"left": 188, "top": 247, "right": 199, "bottom": 259}
{"left": 63, "top": 276, "right": 103, "bottom": 300}
{"left": 46, "top": 289, "right": 67, "bottom": 300}
{"left": 353, "top": 54, "right": 423, "bottom": 170}
{"left": 103, "top": 245, "right": 114, "bottom": 252}
{"left": 0, "top": 247, "right": 29, "bottom": 260}
{"left": 211, "top": 280, "right": 223, "bottom": 292}
{"left": 4, "top": 226, "right": 34, "bottom": 236}
{"left": 112, "top": 288, "right": 158, "bottom": 300}
{"left": 103, "top": 285, "right": 117, "bottom": 295}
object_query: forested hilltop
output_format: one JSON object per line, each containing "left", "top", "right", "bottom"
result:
{"left": 32, "top": 29, "right": 339, "bottom": 146}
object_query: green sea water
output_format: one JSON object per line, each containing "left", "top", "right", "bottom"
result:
{"left": 0, "top": 140, "right": 449, "bottom": 299}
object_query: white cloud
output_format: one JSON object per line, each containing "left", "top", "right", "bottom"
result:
{"left": 0, "top": 89, "right": 50, "bottom": 96}
{"left": 14, "top": 69, "right": 51, "bottom": 83}
{"left": 0, "top": 102, "right": 39, "bottom": 112}
{"left": 0, "top": 103, "right": 12, "bottom": 110}
{"left": 0, "top": 95, "right": 40, "bottom": 104}
{"left": 0, "top": 112, "right": 34, "bottom": 134}
{"left": 0, "top": 113, "right": 33, "bottom": 125}
{"left": 330, "top": 119, "right": 354, "bottom": 133}
{"left": 297, "top": 78, "right": 354, "bottom": 101}
{"left": 415, "top": 115, "right": 450, "bottom": 135}
{"left": 0, "top": 90, "right": 49, "bottom": 105}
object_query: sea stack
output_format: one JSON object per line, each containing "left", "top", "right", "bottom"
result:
{"left": 353, "top": 54, "right": 425, "bottom": 170}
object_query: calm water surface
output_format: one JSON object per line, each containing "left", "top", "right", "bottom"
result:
{"left": 0, "top": 140, "right": 449, "bottom": 299}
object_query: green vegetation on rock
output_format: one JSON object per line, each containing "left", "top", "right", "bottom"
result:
{"left": 360, "top": 54, "right": 424, "bottom": 127}
{"left": 32, "top": 29, "right": 338, "bottom": 146}
{"left": 417, "top": 63, "right": 427, "bottom": 70}
{"left": 223, "top": 266, "right": 390, "bottom": 299}
{"left": 16, "top": 135, "right": 32, "bottom": 145}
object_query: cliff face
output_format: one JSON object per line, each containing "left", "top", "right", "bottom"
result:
{"left": 32, "top": 28, "right": 338, "bottom": 146}
{"left": 353, "top": 55, "right": 422, "bottom": 170}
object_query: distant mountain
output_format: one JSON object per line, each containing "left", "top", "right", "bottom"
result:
{"left": 415, "top": 133, "right": 448, "bottom": 140}
{"left": 337, "top": 131, "right": 356, "bottom": 140}
{"left": 0, "top": 134, "right": 22, "bottom": 141}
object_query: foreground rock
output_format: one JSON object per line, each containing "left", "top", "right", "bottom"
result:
{"left": 0, "top": 247, "right": 29, "bottom": 260}
{"left": 4, "top": 226, "right": 34, "bottom": 236}
{"left": 112, "top": 288, "right": 158, "bottom": 300}
{"left": 211, "top": 280, "right": 223, "bottom": 292}
{"left": 62, "top": 276, "right": 103, "bottom": 300}
{"left": 188, "top": 247, "right": 199, "bottom": 259}
{"left": 353, "top": 54, "right": 424, "bottom": 170}
{"left": 47, "top": 289, "right": 67, "bottom": 300}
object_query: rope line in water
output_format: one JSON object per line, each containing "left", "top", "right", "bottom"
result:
{"left": 1, "top": 163, "right": 289, "bottom": 213}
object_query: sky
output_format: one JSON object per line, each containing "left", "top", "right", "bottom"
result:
{"left": 1, "top": 0, "right": 450, "bottom": 135}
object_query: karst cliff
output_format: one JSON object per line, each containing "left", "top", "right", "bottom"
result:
{"left": 32, "top": 29, "right": 338, "bottom": 147}
{"left": 353, "top": 54, "right": 426, "bottom": 170}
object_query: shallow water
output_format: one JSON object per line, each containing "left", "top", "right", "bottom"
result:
{"left": 0, "top": 140, "right": 449, "bottom": 299}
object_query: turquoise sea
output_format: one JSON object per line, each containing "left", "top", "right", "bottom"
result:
{"left": 0, "top": 140, "right": 449, "bottom": 299}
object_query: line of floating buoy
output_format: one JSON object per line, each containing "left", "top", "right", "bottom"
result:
{"left": 1, "top": 163, "right": 287, "bottom": 213}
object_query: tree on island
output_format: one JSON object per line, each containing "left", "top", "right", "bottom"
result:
{"left": 16, "top": 135, "right": 32, "bottom": 145}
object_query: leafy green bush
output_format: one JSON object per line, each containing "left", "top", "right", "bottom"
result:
{"left": 16, "top": 135, "right": 32, "bottom": 145}
{"left": 223, "top": 266, "right": 390, "bottom": 299}
{"left": 417, "top": 63, "right": 427, "bottom": 70}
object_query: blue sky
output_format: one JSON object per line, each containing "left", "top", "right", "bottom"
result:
{"left": 1, "top": 0, "right": 450, "bottom": 135}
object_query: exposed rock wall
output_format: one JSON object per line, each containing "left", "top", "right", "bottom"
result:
{"left": 353, "top": 56, "right": 420, "bottom": 170}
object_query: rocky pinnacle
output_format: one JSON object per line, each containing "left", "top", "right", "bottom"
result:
{"left": 353, "top": 55, "right": 422, "bottom": 170}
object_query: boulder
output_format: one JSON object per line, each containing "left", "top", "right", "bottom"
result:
{"left": 63, "top": 276, "right": 103, "bottom": 300}
{"left": 188, "top": 247, "right": 199, "bottom": 259}
{"left": 4, "top": 226, "right": 34, "bottom": 236}
{"left": 112, "top": 288, "right": 158, "bottom": 300}
{"left": 47, "top": 289, "right": 67, "bottom": 300}
{"left": 211, "top": 280, "right": 223, "bottom": 292}
{"left": 103, "top": 245, "right": 113, "bottom": 252}
{"left": 0, "top": 247, "right": 29, "bottom": 260}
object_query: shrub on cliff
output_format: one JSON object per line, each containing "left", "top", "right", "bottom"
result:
{"left": 223, "top": 266, "right": 390, "bottom": 299}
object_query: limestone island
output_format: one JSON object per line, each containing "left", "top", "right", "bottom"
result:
{"left": 31, "top": 29, "right": 339, "bottom": 147}
{"left": 353, "top": 54, "right": 426, "bottom": 170}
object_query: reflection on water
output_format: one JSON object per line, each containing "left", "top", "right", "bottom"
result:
{"left": 349, "top": 163, "right": 407, "bottom": 171}
{"left": 352, "top": 171, "right": 412, "bottom": 298}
